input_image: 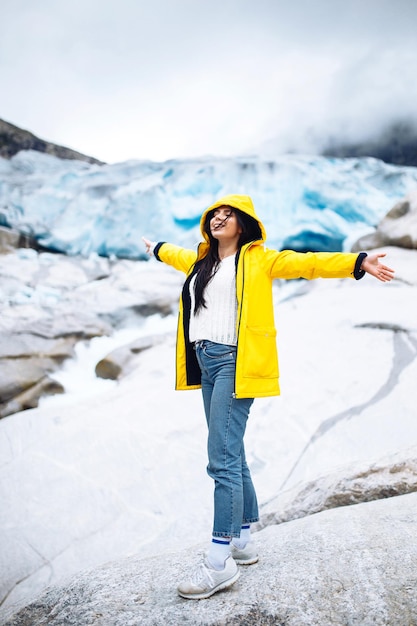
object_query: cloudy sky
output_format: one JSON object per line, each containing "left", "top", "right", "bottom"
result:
{"left": 2, "top": 0, "right": 417, "bottom": 163}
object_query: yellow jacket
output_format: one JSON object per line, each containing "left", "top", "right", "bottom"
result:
{"left": 154, "top": 194, "right": 366, "bottom": 398}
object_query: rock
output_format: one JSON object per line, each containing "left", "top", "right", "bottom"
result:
{"left": 3, "top": 492, "right": 417, "bottom": 626}
{"left": 0, "top": 357, "right": 58, "bottom": 403}
{"left": 0, "top": 248, "right": 181, "bottom": 417}
{"left": 0, "top": 316, "right": 110, "bottom": 419}
{"left": 352, "top": 190, "right": 417, "bottom": 250}
{"left": 322, "top": 120, "right": 417, "bottom": 167}
{"left": 1, "top": 247, "right": 414, "bottom": 614}
{"left": 0, "top": 226, "right": 49, "bottom": 254}
{"left": 0, "top": 333, "right": 77, "bottom": 360}
{"left": 95, "top": 334, "right": 172, "bottom": 379}
{"left": 0, "top": 118, "right": 104, "bottom": 164}
{"left": 0, "top": 333, "right": 78, "bottom": 419}
{"left": 254, "top": 446, "right": 417, "bottom": 531}
{"left": 0, "top": 227, "right": 21, "bottom": 253}
{"left": 16, "top": 314, "right": 110, "bottom": 341}
{"left": 98, "top": 300, "right": 175, "bottom": 328}
{"left": 0, "top": 356, "right": 67, "bottom": 419}
{"left": 0, "top": 377, "right": 64, "bottom": 418}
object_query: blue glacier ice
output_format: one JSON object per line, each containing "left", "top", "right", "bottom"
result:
{"left": 1, "top": 150, "right": 417, "bottom": 258}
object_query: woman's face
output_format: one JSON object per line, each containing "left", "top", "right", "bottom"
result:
{"left": 209, "top": 206, "right": 242, "bottom": 243}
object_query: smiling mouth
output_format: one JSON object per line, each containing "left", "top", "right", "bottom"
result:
{"left": 212, "top": 215, "right": 230, "bottom": 230}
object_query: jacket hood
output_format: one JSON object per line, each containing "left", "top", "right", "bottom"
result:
{"left": 200, "top": 194, "right": 266, "bottom": 244}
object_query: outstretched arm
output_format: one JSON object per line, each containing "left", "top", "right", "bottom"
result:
{"left": 141, "top": 236, "right": 198, "bottom": 273}
{"left": 360, "top": 252, "right": 395, "bottom": 282}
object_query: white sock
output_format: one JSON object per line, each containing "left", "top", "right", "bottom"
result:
{"left": 207, "top": 537, "right": 231, "bottom": 570}
{"left": 232, "top": 524, "right": 251, "bottom": 550}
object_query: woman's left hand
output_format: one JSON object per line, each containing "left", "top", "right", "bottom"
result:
{"left": 361, "top": 253, "right": 395, "bottom": 282}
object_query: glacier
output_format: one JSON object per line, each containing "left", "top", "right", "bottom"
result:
{"left": 1, "top": 150, "right": 417, "bottom": 257}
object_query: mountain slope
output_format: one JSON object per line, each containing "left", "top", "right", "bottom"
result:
{"left": 322, "top": 121, "right": 417, "bottom": 167}
{"left": 0, "top": 118, "right": 104, "bottom": 165}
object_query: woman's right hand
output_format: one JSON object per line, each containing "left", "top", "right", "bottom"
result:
{"left": 142, "top": 237, "right": 156, "bottom": 256}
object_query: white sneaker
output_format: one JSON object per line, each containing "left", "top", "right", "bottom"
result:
{"left": 231, "top": 541, "right": 259, "bottom": 565}
{"left": 177, "top": 556, "right": 239, "bottom": 599}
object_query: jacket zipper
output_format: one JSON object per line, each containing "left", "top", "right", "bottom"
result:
{"left": 233, "top": 242, "right": 254, "bottom": 398}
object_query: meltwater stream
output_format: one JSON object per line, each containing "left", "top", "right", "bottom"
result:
{"left": 40, "top": 313, "right": 177, "bottom": 409}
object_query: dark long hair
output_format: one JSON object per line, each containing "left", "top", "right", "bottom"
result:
{"left": 193, "top": 207, "right": 262, "bottom": 314}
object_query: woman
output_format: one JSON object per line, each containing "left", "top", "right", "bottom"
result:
{"left": 142, "top": 193, "right": 394, "bottom": 600}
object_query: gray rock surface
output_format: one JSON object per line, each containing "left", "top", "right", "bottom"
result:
{"left": 0, "top": 328, "right": 101, "bottom": 418}
{"left": 352, "top": 190, "right": 417, "bottom": 250}
{"left": 0, "top": 376, "right": 65, "bottom": 417}
{"left": 0, "top": 332, "right": 78, "bottom": 417}
{"left": 255, "top": 446, "right": 417, "bottom": 530}
{"left": 3, "top": 492, "right": 417, "bottom": 626}
{"left": 1, "top": 245, "right": 415, "bottom": 617}
{"left": 0, "top": 249, "right": 181, "bottom": 416}
{"left": 0, "top": 118, "right": 104, "bottom": 164}
{"left": 95, "top": 333, "right": 171, "bottom": 379}
{"left": 0, "top": 227, "right": 21, "bottom": 253}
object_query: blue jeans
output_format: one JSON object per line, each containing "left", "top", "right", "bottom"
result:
{"left": 195, "top": 340, "right": 259, "bottom": 538}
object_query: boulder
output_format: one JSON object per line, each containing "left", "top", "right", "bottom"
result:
{"left": 255, "top": 446, "right": 417, "bottom": 530}
{"left": 0, "top": 333, "right": 79, "bottom": 419}
{"left": 95, "top": 333, "right": 171, "bottom": 379}
{"left": 0, "top": 357, "right": 58, "bottom": 403}
{"left": 0, "top": 246, "right": 182, "bottom": 416}
{"left": 0, "top": 377, "right": 64, "bottom": 418}
{"left": 0, "top": 333, "right": 77, "bottom": 360}
{"left": 3, "top": 492, "right": 417, "bottom": 626}
{"left": 0, "top": 227, "right": 21, "bottom": 253}
{"left": 352, "top": 190, "right": 417, "bottom": 250}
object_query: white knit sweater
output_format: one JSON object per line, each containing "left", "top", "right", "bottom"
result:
{"left": 189, "top": 254, "right": 238, "bottom": 345}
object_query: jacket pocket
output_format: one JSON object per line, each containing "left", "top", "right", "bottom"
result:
{"left": 241, "top": 326, "right": 279, "bottom": 379}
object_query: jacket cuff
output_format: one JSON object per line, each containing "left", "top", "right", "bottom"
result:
{"left": 153, "top": 242, "right": 166, "bottom": 262}
{"left": 353, "top": 252, "right": 368, "bottom": 280}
